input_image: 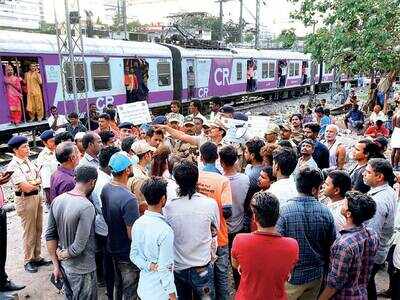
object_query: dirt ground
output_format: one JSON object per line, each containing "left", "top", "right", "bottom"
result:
{"left": 1, "top": 209, "right": 390, "bottom": 300}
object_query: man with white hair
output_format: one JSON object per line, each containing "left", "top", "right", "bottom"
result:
{"left": 323, "top": 124, "right": 346, "bottom": 170}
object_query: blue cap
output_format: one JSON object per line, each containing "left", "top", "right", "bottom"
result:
{"left": 7, "top": 135, "right": 28, "bottom": 149}
{"left": 220, "top": 105, "right": 235, "bottom": 114}
{"left": 108, "top": 152, "right": 133, "bottom": 173}
{"left": 233, "top": 112, "right": 248, "bottom": 121}
{"left": 139, "top": 123, "right": 151, "bottom": 134}
{"left": 40, "top": 130, "right": 55, "bottom": 141}
{"left": 118, "top": 122, "right": 133, "bottom": 129}
{"left": 152, "top": 115, "right": 167, "bottom": 125}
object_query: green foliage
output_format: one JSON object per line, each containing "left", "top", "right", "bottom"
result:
{"left": 277, "top": 28, "right": 297, "bottom": 49}
{"left": 127, "top": 20, "right": 142, "bottom": 32}
{"left": 244, "top": 33, "right": 254, "bottom": 44}
{"left": 168, "top": 12, "right": 243, "bottom": 42}
{"left": 37, "top": 21, "right": 56, "bottom": 35}
{"left": 289, "top": 0, "right": 400, "bottom": 75}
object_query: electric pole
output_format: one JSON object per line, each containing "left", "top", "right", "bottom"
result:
{"left": 122, "top": 0, "right": 128, "bottom": 40}
{"left": 239, "top": 0, "right": 243, "bottom": 43}
{"left": 219, "top": 0, "right": 224, "bottom": 42}
{"left": 54, "top": 0, "right": 89, "bottom": 120}
{"left": 255, "top": 0, "right": 260, "bottom": 48}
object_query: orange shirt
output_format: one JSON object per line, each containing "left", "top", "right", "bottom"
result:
{"left": 197, "top": 171, "right": 232, "bottom": 246}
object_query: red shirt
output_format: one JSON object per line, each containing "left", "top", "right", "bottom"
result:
{"left": 232, "top": 232, "right": 299, "bottom": 300}
{"left": 364, "top": 125, "right": 389, "bottom": 138}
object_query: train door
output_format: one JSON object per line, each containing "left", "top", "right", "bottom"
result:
{"left": 301, "top": 61, "right": 308, "bottom": 85}
{"left": 0, "top": 56, "right": 46, "bottom": 124}
{"left": 123, "top": 57, "right": 149, "bottom": 103}
{"left": 246, "top": 58, "right": 257, "bottom": 92}
{"left": 277, "top": 59, "right": 287, "bottom": 87}
{"left": 186, "top": 58, "right": 196, "bottom": 100}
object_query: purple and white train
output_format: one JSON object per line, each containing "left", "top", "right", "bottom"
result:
{"left": 0, "top": 30, "right": 338, "bottom": 127}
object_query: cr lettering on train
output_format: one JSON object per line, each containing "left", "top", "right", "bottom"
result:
{"left": 214, "top": 68, "right": 230, "bottom": 86}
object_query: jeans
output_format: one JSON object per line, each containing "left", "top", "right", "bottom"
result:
{"left": 367, "top": 263, "right": 382, "bottom": 300}
{"left": 174, "top": 263, "right": 215, "bottom": 300}
{"left": 0, "top": 208, "right": 7, "bottom": 286}
{"left": 228, "top": 230, "right": 245, "bottom": 289}
{"left": 113, "top": 257, "right": 140, "bottom": 300}
{"left": 214, "top": 245, "right": 230, "bottom": 300}
{"left": 64, "top": 270, "right": 97, "bottom": 300}
{"left": 96, "top": 234, "right": 114, "bottom": 300}
{"left": 392, "top": 267, "right": 400, "bottom": 300}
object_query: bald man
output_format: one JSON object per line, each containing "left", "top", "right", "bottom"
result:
{"left": 323, "top": 124, "right": 347, "bottom": 170}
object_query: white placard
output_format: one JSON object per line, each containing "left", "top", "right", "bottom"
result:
{"left": 247, "top": 115, "right": 270, "bottom": 138}
{"left": 117, "top": 101, "right": 152, "bottom": 125}
{"left": 45, "top": 65, "right": 61, "bottom": 83}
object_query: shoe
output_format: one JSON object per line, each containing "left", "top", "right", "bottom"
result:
{"left": 24, "top": 262, "right": 38, "bottom": 273}
{"left": 377, "top": 289, "right": 392, "bottom": 298}
{"left": 0, "top": 280, "right": 25, "bottom": 292}
{"left": 34, "top": 258, "right": 52, "bottom": 267}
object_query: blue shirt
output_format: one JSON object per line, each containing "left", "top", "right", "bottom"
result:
{"left": 319, "top": 115, "right": 331, "bottom": 135}
{"left": 101, "top": 183, "right": 139, "bottom": 260}
{"left": 130, "top": 211, "right": 176, "bottom": 299}
{"left": 346, "top": 109, "right": 364, "bottom": 123}
{"left": 202, "top": 163, "right": 221, "bottom": 174}
{"left": 277, "top": 196, "right": 336, "bottom": 285}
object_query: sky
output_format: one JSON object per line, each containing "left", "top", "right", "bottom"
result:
{"left": 43, "top": 0, "right": 309, "bottom": 36}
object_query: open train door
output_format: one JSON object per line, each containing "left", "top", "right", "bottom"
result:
{"left": 186, "top": 58, "right": 196, "bottom": 100}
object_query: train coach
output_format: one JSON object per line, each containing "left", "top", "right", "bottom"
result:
{"left": 0, "top": 30, "right": 340, "bottom": 129}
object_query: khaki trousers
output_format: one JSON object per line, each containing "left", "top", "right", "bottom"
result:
{"left": 27, "top": 94, "right": 44, "bottom": 120}
{"left": 14, "top": 194, "right": 43, "bottom": 263}
{"left": 285, "top": 277, "right": 322, "bottom": 300}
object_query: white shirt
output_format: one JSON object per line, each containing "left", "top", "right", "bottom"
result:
{"left": 188, "top": 113, "right": 207, "bottom": 123}
{"left": 48, "top": 114, "right": 69, "bottom": 134}
{"left": 91, "top": 169, "right": 111, "bottom": 236}
{"left": 36, "top": 147, "right": 58, "bottom": 189}
{"left": 268, "top": 177, "right": 298, "bottom": 204}
{"left": 164, "top": 192, "right": 220, "bottom": 271}
{"left": 369, "top": 111, "right": 387, "bottom": 123}
{"left": 327, "top": 199, "right": 346, "bottom": 232}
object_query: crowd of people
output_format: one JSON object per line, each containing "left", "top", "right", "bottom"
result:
{"left": 0, "top": 91, "right": 400, "bottom": 300}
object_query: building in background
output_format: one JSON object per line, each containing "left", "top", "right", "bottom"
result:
{"left": 0, "top": 0, "right": 44, "bottom": 30}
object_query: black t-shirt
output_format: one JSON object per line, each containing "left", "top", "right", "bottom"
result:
{"left": 313, "top": 141, "right": 330, "bottom": 170}
{"left": 350, "top": 165, "right": 370, "bottom": 194}
{"left": 101, "top": 183, "right": 139, "bottom": 260}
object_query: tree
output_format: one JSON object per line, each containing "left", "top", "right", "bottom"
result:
{"left": 127, "top": 20, "right": 142, "bottom": 32}
{"left": 288, "top": 0, "right": 400, "bottom": 76}
{"left": 168, "top": 12, "right": 243, "bottom": 42}
{"left": 37, "top": 21, "right": 56, "bottom": 35}
{"left": 244, "top": 33, "right": 254, "bottom": 44}
{"left": 277, "top": 28, "right": 297, "bottom": 49}
{"left": 289, "top": 0, "right": 400, "bottom": 110}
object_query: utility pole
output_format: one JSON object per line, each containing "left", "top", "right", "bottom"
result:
{"left": 255, "top": 0, "right": 260, "bottom": 48}
{"left": 219, "top": 0, "right": 224, "bottom": 42}
{"left": 122, "top": 0, "right": 128, "bottom": 40}
{"left": 239, "top": 0, "right": 243, "bottom": 43}
{"left": 54, "top": 0, "right": 89, "bottom": 123}
{"left": 308, "top": 21, "right": 316, "bottom": 107}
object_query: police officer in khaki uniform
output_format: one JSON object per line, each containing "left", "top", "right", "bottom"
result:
{"left": 36, "top": 130, "right": 58, "bottom": 206}
{"left": 6, "top": 136, "right": 51, "bottom": 273}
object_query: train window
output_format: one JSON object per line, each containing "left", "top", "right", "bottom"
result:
{"left": 157, "top": 62, "right": 171, "bottom": 86}
{"left": 294, "top": 63, "right": 300, "bottom": 76}
{"left": 237, "top": 62, "right": 243, "bottom": 80}
{"left": 91, "top": 62, "right": 111, "bottom": 91}
{"left": 64, "top": 62, "right": 86, "bottom": 93}
{"left": 288, "top": 63, "right": 293, "bottom": 76}
{"left": 261, "top": 62, "right": 268, "bottom": 79}
{"left": 268, "top": 62, "right": 275, "bottom": 78}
